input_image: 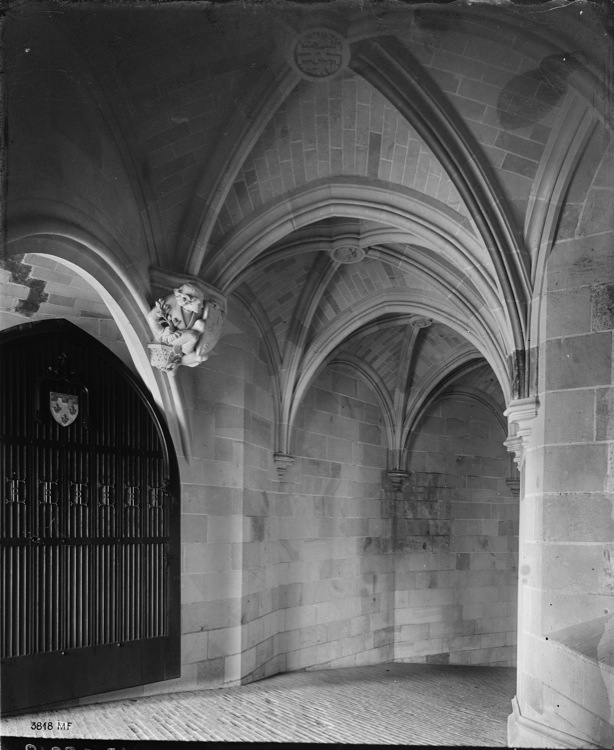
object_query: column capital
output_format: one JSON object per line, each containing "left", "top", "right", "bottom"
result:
{"left": 503, "top": 397, "right": 539, "bottom": 469}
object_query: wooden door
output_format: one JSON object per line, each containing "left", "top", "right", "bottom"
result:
{"left": 0, "top": 319, "right": 180, "bottom": 714}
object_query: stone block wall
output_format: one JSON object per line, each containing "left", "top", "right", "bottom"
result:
{"left": 237, "top": 332, "right": 287, "bottom": 685}
{"left": 179, "top": 302, "right": 262, "bottom": 691}
{"left": 398, "top": 395, "right": 518, "bottom": 667}
{"left": 230, "top": 362, "right": 395, "bottom": 684}
{"left": 514, "top": 126, "right": 614, "bottom": 746}
{"left": 179, "top": 315, "right": 397, "bottom": 689}
{"left": 272, "top": 366, "right": 395, "bottom": 674}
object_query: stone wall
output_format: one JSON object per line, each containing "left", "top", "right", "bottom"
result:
{"left": 515, "top": 126, "right": 614, "bottom": 746}
{"left": 178, "top": 303, "right": 257, "bottom": 691}
{"left": 165, "top": 309, "right": 397, "bottom": 692}
{"left": 274, "top": 365, "right": 394, "bottom": 674}
{"left": 398, "top": 394, "right": 518, "bottom": 667}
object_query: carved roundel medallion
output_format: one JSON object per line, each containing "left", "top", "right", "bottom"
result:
{"left": 290, "top": 28, "right": 349, "bottom": 81}
{"left": 330, "top": 245, "right": 365, "bottom": 264}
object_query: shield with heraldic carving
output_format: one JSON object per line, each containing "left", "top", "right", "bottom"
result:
{"left": 49, "top": 391, "right": 79, "bottom": 427}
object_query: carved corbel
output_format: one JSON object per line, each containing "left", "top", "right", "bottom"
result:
{"left": 504, "top": 397, "right": 539, "bottom": 470}
{"left": 387, "top": 469, "right": 410, "bottom": 491}
{"left": 147, "top": 268, "right": 227, "bottom": 376}
{"left": 273, "top": 452, "right": 295, "bottom": 480}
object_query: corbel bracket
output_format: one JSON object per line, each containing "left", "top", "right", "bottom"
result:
{"left": 273, "top": 452, "right": 295, "bottom": 480}
{"left": 503, "top": 397, "right": 539, "bottom": 470}
{"left": 387, "top": 469, "right": 410, "bottom": 491}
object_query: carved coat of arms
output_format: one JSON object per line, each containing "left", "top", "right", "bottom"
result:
{"left": 50, "top": 392, "right": 79, "bottom": 427}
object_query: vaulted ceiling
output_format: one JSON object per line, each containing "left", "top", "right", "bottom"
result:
{"left": 5, "top": 0, "right": 611, "bottom": 463}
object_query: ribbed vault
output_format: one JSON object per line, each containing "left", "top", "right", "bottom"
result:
{"left": 5, "top": 0, "right": 611, "bottom": 469}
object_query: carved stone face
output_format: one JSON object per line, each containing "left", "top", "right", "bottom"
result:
{"left": 174, "top": 285, "right": 204, "bottom": 313}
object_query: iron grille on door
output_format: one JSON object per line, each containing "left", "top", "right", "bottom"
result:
{"left": 0, "top": 319, "right": 180, "bottom": 714}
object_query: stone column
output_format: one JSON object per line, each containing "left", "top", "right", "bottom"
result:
{"left": 509, "top": 225, "right": 614, "bottom": 746}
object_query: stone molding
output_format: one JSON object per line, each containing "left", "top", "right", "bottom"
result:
{"left": 503, "top": 397, "right": 539, "bottom": 469}
{"left": 507, "top": 696, "right": 600, "bottom": 749}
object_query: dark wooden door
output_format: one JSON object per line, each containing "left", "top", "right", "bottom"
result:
{"left": 0, "top": 319, "right": 180, "bottom": 714}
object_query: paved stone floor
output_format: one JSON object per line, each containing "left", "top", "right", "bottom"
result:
{"left": 1, "top": 663, "right": 515, "bottom": 745}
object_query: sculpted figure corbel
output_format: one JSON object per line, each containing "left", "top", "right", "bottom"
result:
{"left": 147, "top": 282, "right": 225, "bottom": 375}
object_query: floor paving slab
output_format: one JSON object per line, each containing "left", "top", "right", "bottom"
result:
{"left": 0, "top": 663, "right": 515, "bottom": 746}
